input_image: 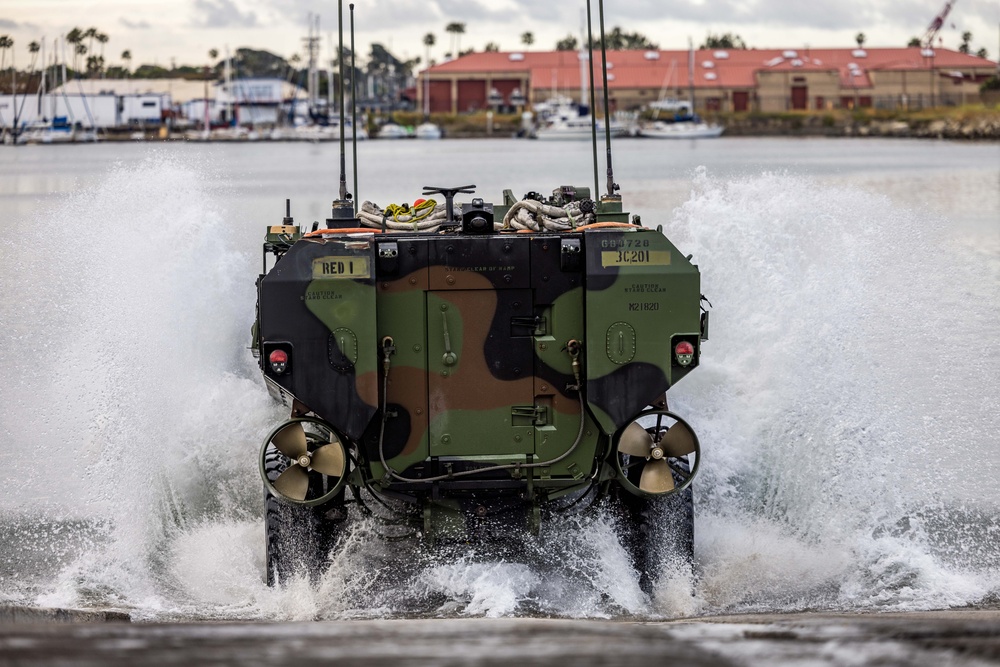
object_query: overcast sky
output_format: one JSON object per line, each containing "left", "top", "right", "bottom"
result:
{"left": 2, "top": 0, "right": 997, "bottom": 69}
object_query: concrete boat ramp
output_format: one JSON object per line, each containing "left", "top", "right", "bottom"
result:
{"left": 0, "top": 607, "right": 998, "bottom": 666}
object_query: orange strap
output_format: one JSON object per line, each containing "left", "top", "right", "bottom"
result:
{"left": 574, "top": 222, "right": 642, "bottom": 231}
{"left": 303, "top": 228, "right": 382, "bottom": 237}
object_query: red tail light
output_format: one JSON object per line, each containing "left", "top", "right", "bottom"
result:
{"left": 674, "top": 341, "right": 695, "bottom": 367}
{"left": 269, "top": 349, "right": 289, "bottom": 374}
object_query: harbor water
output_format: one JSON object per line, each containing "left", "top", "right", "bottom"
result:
{"left": 0, "top": 137, "right": 997, "bottom": 621}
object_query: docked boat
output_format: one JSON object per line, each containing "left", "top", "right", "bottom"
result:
{"left": 270, "top": 121, "right": 368, "bottom": 142}
{"left": 534, "top": 116, "right": 628, "bottom": 140}
{"left": 376, "top": 122, "right": 411, "bottom": 139}
{"left": 414, "top": 122, "right": 443, "bottom": 140}
{"left": 532, "top": 95, "right": 628, "bottom": 140}
{"left": 639, "top": 119, "right": 724, "bottom": 139}
{"left": 16, "top": 117, "right": 98, "bottom": 144}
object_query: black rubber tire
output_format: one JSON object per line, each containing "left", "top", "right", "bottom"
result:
{"left": 616, "top": 455, "right": 695, "bottom": 595}
{"left": 263, "top": 450, "right": 348, "bottom": 587}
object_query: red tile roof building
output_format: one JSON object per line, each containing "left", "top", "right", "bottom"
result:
{"left": 421, "top": 47, "right": 997, "bottom": 114}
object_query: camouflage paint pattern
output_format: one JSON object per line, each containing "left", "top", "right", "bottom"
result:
{"left": 255, "top": 196, "right": 702, "bottom": 517}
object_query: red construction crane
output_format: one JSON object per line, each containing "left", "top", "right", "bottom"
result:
{"left": 921, "top": 0, "right": 957, "bottom": 49}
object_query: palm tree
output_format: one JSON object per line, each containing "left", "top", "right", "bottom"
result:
{"left": 0, "top": 35, "right": 13, "bottom": 73}
{"left": 96, "top": 32, "right": 108, "bottom": 77}
{"left": 85, "top": 27, "right": 98, "bottom": 58}
{"left": 855, "top": 32, "right": 866, "bottom": 48}
{"left": 421, "top": 33, "right": 435, "bottom": 116}
{"left": 959, "top": 31, "right": 972, "bottom": 54}
{"left": 121, "top": 49, "right": 132, "bottom": 75}
{"left": 74, "top": 43, "right": 87, "bottom": 74}
{"left": 28, "top": 40, "right": 40, "bottom": 76}
{"left": 66, "top": 28, "right": 86, "bottom": 73}
{"left": 445, "top": 22, "right": 465, "bottom": 58}
{"left": 521, "top": 32, "right": 534, "bottom": 49}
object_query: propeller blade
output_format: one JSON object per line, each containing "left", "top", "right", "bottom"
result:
{"left": 272, "top": 422, "right": 308, "bottom": 459}
{"left": 639, "top": 459, "right": 675, "bottom": 494}
{"left": 273, "top": 465, "right": 310, "bottom": 501}
{"left": 661, "top": 422, "right": 696, "bottom": 457}
{"left": 618, "top": 422, "right": 654, "bottom": 457}
{"left": 310, "top": 441, "right": 345, "bottom": 477}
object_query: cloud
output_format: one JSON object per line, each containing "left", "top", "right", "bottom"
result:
{"left": 191, "top": 0, "right": 258, "bottom": 28}
{"left": 119, "top": 18, "right": 152, "bottom": 30}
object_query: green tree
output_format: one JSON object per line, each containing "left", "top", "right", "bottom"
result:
{"left": 591, "top": 26, "right": 657, "bottom": 50}
{"left": 133, "top": 64, "right": 171, "bottom": 78}
{"left": 976, "top": 47, "right": 988, "bottom": 59}
{"left": 121, "top": 49, "right": 132, "bottom": 75}
{"left": 907, "top": 37, "right": 921, "bottom": 47}
{"left": 484, "top": 41, "right": 499, "bottom": 52}
{"left": 855, "top": 32, "right": 866, "bottom": 48}
{"left": 556, "top": 34, "right": 578, "bottom": 51}
{"left": 232, "top": 47, "right": 291, "bottom": 78}
{"left": 959, "top": 31, "right": 972, "bottom": 54}
{"left": 700, "top": 33, "right": 747, "bottom": 49}
{"left": 521, "top": 32, "right": 534, "bottom": 49}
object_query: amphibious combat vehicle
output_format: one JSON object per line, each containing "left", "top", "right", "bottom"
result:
{"left": 251, "top": 1, "right": 708, "bottom": 592}
{"left": 253, "top": 184, "right": 708, "bottom": 589}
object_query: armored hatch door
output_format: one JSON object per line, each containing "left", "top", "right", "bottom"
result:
{"left": 426, "top": 237, "right": 535, "bottom": 457}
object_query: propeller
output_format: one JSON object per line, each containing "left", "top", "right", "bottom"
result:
{"left": 614, "top": 409, "right": 700, "bottom": 497}
{"left": 639, "top": 459, "right": 674, "bottom": 494}
{"left": 272, "top": 422, "right": 308, "bottom": 459}
{"left": 261, "top": 419, "right": 348, "bottom": 505}
{"left": 619, "top": 422, "right": 654, "bottom": 457}
{"left": 661, "top": 422, "right": 696, "bottom": 457}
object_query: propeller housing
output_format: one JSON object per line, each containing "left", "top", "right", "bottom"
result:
{"left": 260, "top": 417, "right": 349, "bottom": 506}
{"left": 613, "top": 409, "right": 700, "bottom": 497}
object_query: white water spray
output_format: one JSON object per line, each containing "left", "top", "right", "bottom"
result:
{"left": 0, "top": 155, "right": 997, "bottom": 619}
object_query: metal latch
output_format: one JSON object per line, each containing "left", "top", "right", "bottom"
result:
{"left": 560, "top": 238, "right": 582, "bottom": 272}
{"left": 510, "top": 315, "right": 547, "bottom": 337}
{"left": 511, "top": 405, "right": 548, "bottom": 426}
{"left": 377, "top": 241, "right": 399, "bottom": 274}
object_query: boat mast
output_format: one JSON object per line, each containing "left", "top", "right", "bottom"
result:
{"left": 688, "top": 37, "right": 695, "bottom": 117}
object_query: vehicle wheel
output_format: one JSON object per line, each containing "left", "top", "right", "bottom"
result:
{"left": 263, "top": 450, "right": 347, "bottom": 586}
{"left": 616, "top": 455, "right": 694, "bottom": 595}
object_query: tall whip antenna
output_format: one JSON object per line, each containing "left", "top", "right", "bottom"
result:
{"left": 586, "top": 0, "right": 599, "bottom": 202}
{"left": 337, "top": 0, "right": 348, "bottom": 202}
{"left": 597, "top": 0, "right": 618, "bottom": 198}
{"left": 350, "top": 3, "right": 359, "bottom": 212}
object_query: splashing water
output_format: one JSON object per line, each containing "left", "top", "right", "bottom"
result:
{"left": 0, "top": 154, "right": 997, "bottom": 620}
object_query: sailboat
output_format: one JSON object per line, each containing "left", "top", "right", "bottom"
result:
{"left": 639, "top": 42, "right": 723, "bottom": 139}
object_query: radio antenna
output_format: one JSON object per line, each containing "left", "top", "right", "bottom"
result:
{"left": 597, "top": 0, "right": 618, "bottom": 199}
{"left": 350, "top": 3, "right": 359, "bottom": 212}
{"left": 326, "top": 0, "right": 355, "bottom": 225}
{"left": 586, "top": 0, "right": 599, "bottom": 202}
{"left": 337, "top": 0, "right": 348, "bottom": 203}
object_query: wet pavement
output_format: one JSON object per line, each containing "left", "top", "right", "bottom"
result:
{"left": 0, "top": 609, "right": 999, "bottom": 666}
